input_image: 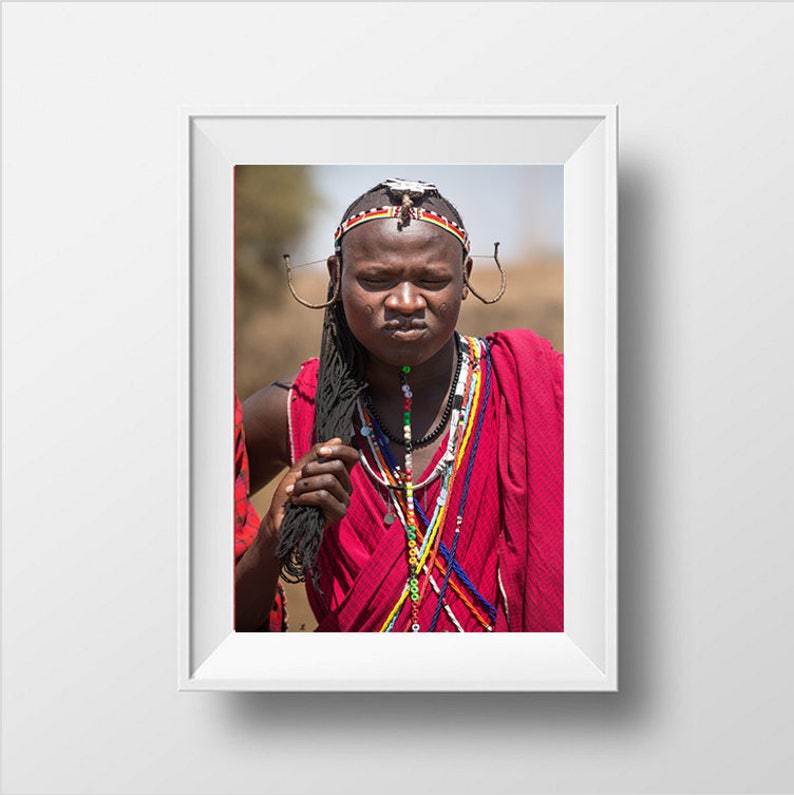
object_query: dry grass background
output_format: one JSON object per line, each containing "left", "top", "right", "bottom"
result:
{"left": 237, "top": 256, "right": 563, "bottom": 631}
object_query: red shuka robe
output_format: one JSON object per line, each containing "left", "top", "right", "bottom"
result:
{"left": 288, "top": 328, "right": 563, "bottom": 632}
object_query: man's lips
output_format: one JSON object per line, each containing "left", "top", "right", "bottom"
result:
{"left": 383, "top": 323, "right": 428, "bottom": 340}
{"left": 383, "top": 321, "right": 427, "bottom": 331}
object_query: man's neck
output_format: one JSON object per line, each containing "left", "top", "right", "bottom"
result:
{"left": 364, "top": 335, "right": 458, "bottom": 402}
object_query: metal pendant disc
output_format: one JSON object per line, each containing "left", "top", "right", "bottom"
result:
{"left": 384, "top": 512, "right": 396, "bottom": 526}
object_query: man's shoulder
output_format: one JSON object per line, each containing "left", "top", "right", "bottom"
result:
{"left": 484, "top": 328, "right": 563, "bottom": 390}
{"left": 485, "top": 327, "right": 559, "bottom": 358}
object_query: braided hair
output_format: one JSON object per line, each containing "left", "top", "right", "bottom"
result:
{"left": 275, "top": 180, "right": 469, "bottom": 586}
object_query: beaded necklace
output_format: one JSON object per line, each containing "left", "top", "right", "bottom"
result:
{"left": 360, "top": 405, "right": 491, "bottom": 631}
{"left": 357, "top": 333, "right": 473, "bottom": 536}
{"left": 385, "top": 341, "right": 479, "bottom": 632}
{"left": 356, "top": 335, "right": 494, "bottom": 632}
{"left": 364, "top": 411, "right": 496, "bottom": 631}
{"left": 429, "top": 338, "right": 493, "bottom": 631}
{"left": 399, "top": 364, "right": 422, "bottom": 631}
{"left": 362, "top": 335, "right": 463, "bottom": 448}
{"left": 356, "top": 337, "right": 470, "bottom": 496}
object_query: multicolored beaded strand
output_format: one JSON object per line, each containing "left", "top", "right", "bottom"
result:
{"left": 400, "top": 365, "right": 421, "bottom": 632}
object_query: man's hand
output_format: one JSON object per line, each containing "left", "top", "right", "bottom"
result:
{"left": 267, "top": 438, "right": 360, "bottom": 532}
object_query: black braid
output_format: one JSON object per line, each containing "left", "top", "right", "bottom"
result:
{"left": 276, "top": 278, "right": 367, "bottom": 586}
{"left": 275, "top": 180, "right": 467, "bottom": 587}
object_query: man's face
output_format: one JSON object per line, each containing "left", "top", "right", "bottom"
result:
{"left": 334, "top": 218, "right": 469, "bottom": 369}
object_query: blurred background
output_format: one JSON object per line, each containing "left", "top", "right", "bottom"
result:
{"left": 235, "top": 164, "right": 564, "bottom": 631}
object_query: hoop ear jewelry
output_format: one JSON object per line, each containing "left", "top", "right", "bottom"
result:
{"left": 464, "top": 242, "right": 506, "bottom": 304}
{"left": 284, "top": 254, "right": 340, "bottom": 309}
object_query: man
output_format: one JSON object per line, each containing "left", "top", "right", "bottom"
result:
{"left": 235, "top": 179, "right": 563, "bottom": 632}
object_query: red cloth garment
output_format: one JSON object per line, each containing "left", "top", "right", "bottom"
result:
{"left": 235, "top": 394, "right": 288, "bottom": 632}
{"left": 289, "top": 328, "right": 564, "bottom": 632}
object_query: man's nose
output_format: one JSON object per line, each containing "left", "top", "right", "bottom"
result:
{"left": 385, "top": 282, "right": 426, "bottom": 314}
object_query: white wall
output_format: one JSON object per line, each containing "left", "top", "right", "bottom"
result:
{"left": 3, "top": 3, "right": 793, "bottom": 794}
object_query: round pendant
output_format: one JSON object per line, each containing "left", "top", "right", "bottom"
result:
{"left": 384, "top": 512, "right": 395, "bottom": 526}
{"left": 360, "top": 425, "right": 371, "bottom": 437}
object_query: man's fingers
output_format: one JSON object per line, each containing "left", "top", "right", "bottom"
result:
{"left": 313, "top": 441, "right": 360, "bottom": 472}
{"left": 290, "top": 472, "right": 351, "bottom": 506}
{"left": 316, "top": 437, "right": 343, "bottom": 457}
{"left": 271, "top": 438, "right": 360, "bottom": 528}
{"left": 299, "top": 457, "right": 354, "bottom": 495}
{"left": 290, "top": 438, "right": 356, "bottom": 472}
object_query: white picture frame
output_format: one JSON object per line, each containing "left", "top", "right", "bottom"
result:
{"left": 178, "top": 107, "right": 618, "bottom": 691}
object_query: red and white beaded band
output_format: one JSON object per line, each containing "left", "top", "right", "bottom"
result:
{"left": 333, "top": 206, "right": 470, "bottom": 253}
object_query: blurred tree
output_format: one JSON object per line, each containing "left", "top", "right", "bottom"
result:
{"left": 235, "top": 165, "right": 320, "bottom": 325}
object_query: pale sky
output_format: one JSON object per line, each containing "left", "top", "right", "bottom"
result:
{"left": 301, "top": 165, "right": 563, "bottom": 266}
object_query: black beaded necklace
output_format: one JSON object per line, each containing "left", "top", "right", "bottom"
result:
{"left": 363, "top": 335, "right": 463, "bottom": 449}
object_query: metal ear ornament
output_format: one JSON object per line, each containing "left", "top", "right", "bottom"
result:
{"left": 284, "top": 254, "right": 340, "bottom": 309}
{"left": 465, "top": 243, "right": 507, "bottom": 304}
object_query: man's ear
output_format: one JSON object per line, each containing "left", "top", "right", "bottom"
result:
{"left": 327, "top": 255, "right": 340, "bottom": 283}
{"left": 462, "top": 256, "right": 473, "bottom": 300}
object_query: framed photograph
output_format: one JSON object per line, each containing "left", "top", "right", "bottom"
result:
{"left": 178, "top": 107, "right": 617, "bottom": 691}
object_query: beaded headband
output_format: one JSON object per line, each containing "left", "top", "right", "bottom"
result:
{"left": 333, "top": 178, "right": 471, "bottom": 254}
{"left": 333, "top": 205, "right": 471, "bottom": 253}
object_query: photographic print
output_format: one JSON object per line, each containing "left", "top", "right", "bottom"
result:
{"left": 234, "top": 165, "right": 564, "bottom": 633}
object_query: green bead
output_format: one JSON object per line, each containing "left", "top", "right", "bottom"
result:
{"left": 410, "top": 592, "right": 419, "bottom": 602}
{"left": 401, "top": 365, "right": 411, "bottom": 373}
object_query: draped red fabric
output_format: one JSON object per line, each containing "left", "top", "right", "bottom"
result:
{"left": 234, "top": 394, "right": 288, "bottom": 632}
{"left": 289, "top": 329, "right": 563, "bottom": 632}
